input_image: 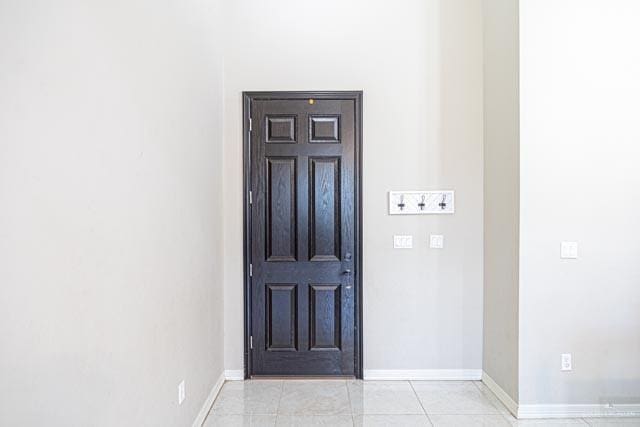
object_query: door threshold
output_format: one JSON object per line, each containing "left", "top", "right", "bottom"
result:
{"left": 250, "top": 375, "right": 356, "bottom": 380}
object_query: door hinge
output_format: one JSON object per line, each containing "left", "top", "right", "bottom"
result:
{"left": 249, "top": 118, "right": 252, "bottom": 132}
{"left": 250, "top": 336, "right": 253, "bottom": 349}
{"left": 249, "top": 190, "right": 253, "bottom": 205}
{"left": 249, "top": 263, "right": 253, "bottom": 277}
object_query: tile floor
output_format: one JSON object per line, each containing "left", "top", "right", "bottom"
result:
{"left": 202, "top": 380, "right": 640, "bottom": 427}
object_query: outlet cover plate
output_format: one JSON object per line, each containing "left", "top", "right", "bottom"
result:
{"left": 178, "top": 380, "right": 185, "bottom": 405}
{"left": 393, "top": 235, "right": 413, "bottom": 249}
{"left": 561, "top": 242, "right": 578, "bottom": 259}
{"left": 430, "top": 234, "right": 444, "bottom": 249}
{"left": 561, "top": 354, "right": 572, "bottom": 371}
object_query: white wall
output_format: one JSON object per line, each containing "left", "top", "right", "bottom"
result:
{"left": 482, "top": 0, "right": 520, "bottom": 402}
{"left": 0, "top": 1, "right": 225, "bottom": 425}
{"left": 519, "top": 0, "right": 640, "bottom": 405}
{"left": 222, "top": 0, "right": 484, "bottom": 374}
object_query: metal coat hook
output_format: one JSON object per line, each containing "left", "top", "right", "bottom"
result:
{"left": 397, "top": 195, "right": 405, "bottom": 211}
{"left": 439, "top": 194, "right": 447, "bottom": 210}
{"left": 418, "top": 195, "right": 426, "bottom": 211}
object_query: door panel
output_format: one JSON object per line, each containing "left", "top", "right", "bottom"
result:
{"left": 265, "top": 157, "right": 297, "bottom": 261}
{"left": 309, "top": 284, "right": 342, "bottom": 351}
{"left": 265, "top": 284, "right": 298, "bottom": 351}
{"left": 309, "top": 115, "right": 340, "bottom": 143}
{"left": 266, "top": 115, "right": 297, "bottom": 143}
{"left": 246, "top": 93, "right": 361, "bottom": 377}
{"left": 309, "top": 157, "right": 341, "bottom": 261}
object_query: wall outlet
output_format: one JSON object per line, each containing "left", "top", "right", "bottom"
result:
{"left": 393, "top": 235, "right": 413, "bottom": 249}
{"left": 561, "top": 353, "right": 572, "bottom": 371}
{"left": 178, "top": 380, "right": 185, "bottom": 405}
{"left": 430, "top": 234, "right": 444, "bottom": 249}
{"left": 560, "top": 241, "right": 578, "bottom": 259}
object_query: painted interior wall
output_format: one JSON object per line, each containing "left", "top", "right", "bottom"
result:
{"left": 482, "top": 0, "right": 520, "bottom": 402}
{"left": 0, "top": 1, "right": 225, "bottom": 425}
{"left": 222, "top": 0, "right": 484, "bottom": 375}
{"left": 2, "top": 0, "right": 639, "bottom": 422}
{"left": 519, "top": 0, "right": 640, "bottom": 405}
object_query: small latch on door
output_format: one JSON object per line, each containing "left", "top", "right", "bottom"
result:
{"left": 343, "top": 269, "right": 352, "bottom": 289}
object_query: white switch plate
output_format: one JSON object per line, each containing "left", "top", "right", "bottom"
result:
{"left": 430, "top": 234, "right": 444, "bottom": 249}
{"left": 561, "top": 242, "right": 578, "bottom": 259}
{"left": 389, "top": 191, "right": 455, "bottom": 215}
{"left": 393, "top": 235, "right": 413, "bottom": 249}
{"left": 178, "top": 380, "right": 185, "bottom": 405}
{"left": 561, "top": 353, "right": 572, "bottom": 371}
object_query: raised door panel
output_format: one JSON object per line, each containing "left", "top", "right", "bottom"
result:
{"left": 266, "top": 284, "right": 298, "bottom": 351}
{"left": 266, "top": 115, "right": 297, "bottom": 143}
{"left": 266, "top": 157, "right": 297, "bottom": 261}
{"left": 309, "top": 115, "right": 340, "bottom": 143}
{"left": 309, "top": 284, "right": 341, "bottom": 351}
{"left": 309, "top": 157, "right": 341, "bottom": 261}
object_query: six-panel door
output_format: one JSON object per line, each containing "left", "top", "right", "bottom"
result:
{"left": 249, "top": 97, "right": 356, "bottom": 376}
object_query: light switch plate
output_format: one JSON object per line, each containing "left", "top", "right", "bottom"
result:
{"left": 561, "top": 242, "right": 578, "bottom": 259}
{"left": 430, "top": 234, "right": 444, "bottom": 249}
{"left": 393, "top": 235, "right": 413, "bottom": 249}
{"left": 389, "top": 191, "right": 455, "bottom": 215}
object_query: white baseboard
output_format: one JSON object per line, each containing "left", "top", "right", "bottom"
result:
{"left": 224, "top": 370, "right": 245, "bottom": 381}
{"left": 363, "top": 369, "right": 482, "bottom": 381}
{"left": 481, "top": 371, "right": 518, "bottom": 417}
{"left": 192, "top": 371, "right": 225, "bottom": 427}
{"left": 481, "top": 372, "right": 640, "bottom": 419}
{"left": 517, "top": 404, "right": 640, "bottom": 419}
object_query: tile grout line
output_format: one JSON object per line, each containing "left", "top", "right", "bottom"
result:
{"left": 200, "top": 380, "right": 226, "bottom": 426}
{"left": 408, "top": 380, "right": 434, "bottom": 426}
{"left": 274, "top": 380, "right": 285, "bottom": 423}
{"left": 344, "top": 380, "right": 355, "bottom": 427}
{"left": 472, "top": 379, "right": 516, "bottom": 423}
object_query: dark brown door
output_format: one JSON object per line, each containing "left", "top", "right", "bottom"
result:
{"left": 244, "top": 92, "right": 362, "bottom": 377}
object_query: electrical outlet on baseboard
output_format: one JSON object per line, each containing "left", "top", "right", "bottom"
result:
{"left": 178, "top": 380, "right": 185, "bottom": 405}
{"left": 561, "top": 354, "right": 572, "bottom": 371}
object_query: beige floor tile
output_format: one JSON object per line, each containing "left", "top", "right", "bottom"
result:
{"left": 210, "top": 380, "right": 283, "bottom": 415}
{"left": 412, "top": 381, "right": 502, "bottom": 415}
{"left": 348, "top": 380, "right": 424, "bottom": 415}
{"left": 354, "top": 414, "right": 433, "bottom": 426}
{"left": 505, "top": 416, "right": 588, "bottom": 425}
{"left": 275, "top": 415, "right": 354, "bottom": 426}
{"left": 203, "top": 414, "right": 277, "bottom": 427}
{"left": 278, "top": 380, "right": 351, "bottom": 416}
{"left": 429, "top": 414, "right": 511, "bottom": 426}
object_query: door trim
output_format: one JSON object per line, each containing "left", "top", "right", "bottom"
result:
{"left": 242, "top": 91, "right": 363, "bottom": 379}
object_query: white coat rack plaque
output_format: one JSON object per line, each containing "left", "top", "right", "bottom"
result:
{"left": 389, "top": 191, "right": 455, "bottom": 215}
